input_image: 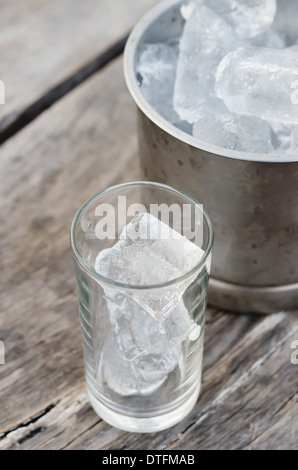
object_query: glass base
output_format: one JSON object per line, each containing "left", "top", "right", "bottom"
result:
{"left": 87, "top": 385, "right": 201, "bottom": 433}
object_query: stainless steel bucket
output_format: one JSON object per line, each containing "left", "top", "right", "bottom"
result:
{"left": 124, "top": 0, "right": 298, "bottom": 313}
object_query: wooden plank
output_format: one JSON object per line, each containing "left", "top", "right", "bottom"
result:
{"left": 165, "top": 318, "right": 298, "bottom": 450}
{"left": 1, "top": 306, "right": 297, "bottom": 448}
{"left": 72, "top": 311, "right": 296, "bottom": 451}
{"left": 0, "top": 0, "right": 158, "bottom": 133}
{"left": 0, "top": 388, "right": 99, "bottom": 450}
{"left": 245, "top": 400, "right": 298, "bottom": 450}
{"left": 0, "top": 308, "right": 254, "bottom": 449}
{"left": 0, "top": 55, "right": 141, "bottom": 436}
{"left": 0, "top": 308, "right": 226, "bottom": 450}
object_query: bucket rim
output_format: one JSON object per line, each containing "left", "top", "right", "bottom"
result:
{"left": 123, "top": 0, "right": 298, "bottom": 164}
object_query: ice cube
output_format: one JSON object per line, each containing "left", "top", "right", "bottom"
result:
{"left": 183, "top": 0, "right": 277, "bottom": 39}
{"left": 133, "top": 342, "right": 182, "bottom": 383}
{"left": 106, "top": 293, "right": 199, "bottom": 362}
{"left": 102, "top": 297, "right": 201, "bottom": 395}
{"left": 106, "top": 294, "right": 169, "bottom": 361}
{"left": 269, "top": 121, "right": 294, "bottom": 150}
{"left": 174, "top": 4, "right": 240, "bottom": 124}
{"left": 101, "top": 332, "right": 167, "bottom": 396}
{"left": 136, "top": 41, "right": 180, "bottom": 124}
{"left": 166, "top": 301, "right": 201, "bottom": 343}
{"left": 96, "top": 214, "right": 205, "bottom": 397}
{"left": 193, "top": 113, "right": 274, "bottom": 153}
{"left": 272, "top": 0, "right": 298, "bottom": 46}
{"left": 248, "top": 29, "right": 286, "bottom": 49}
{"left": 291, "top": 127, "right": 298, "bottom": 149}
{"left": 216, "top": 47, "right": 298, "bottom": 124}
{"left": 100, "top": 297, "right": 199, "bottom": 397}
{"left": 95, "top": 213, "right": 205, "bottom": 320}
{"left": 185, "top": 96, "right": 228, "bottom": 122}
{"left": 286, "top": 126, "right": 298, "bottom": 159}
{"left": 180, "top": 1, "right": 196, "bottom": 20}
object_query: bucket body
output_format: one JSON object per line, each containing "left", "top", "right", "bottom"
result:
{"left": 124, "top": 0, "right": 298, "bottom": 313}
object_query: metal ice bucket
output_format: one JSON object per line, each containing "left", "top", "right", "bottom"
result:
{"left": 124, "top": 0, "right": 298, "bottom": 313}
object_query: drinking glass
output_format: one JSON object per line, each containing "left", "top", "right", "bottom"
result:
{"left": 70, "top": 181, "right": 213, "bottom": 432}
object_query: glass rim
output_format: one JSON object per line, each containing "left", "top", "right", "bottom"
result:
{"left": 70, "top": 181, "right": 214, "bottom": 290}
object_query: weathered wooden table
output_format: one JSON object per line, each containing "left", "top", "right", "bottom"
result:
{"left": 0, "top": 0, "right": 297, "bottom": 451}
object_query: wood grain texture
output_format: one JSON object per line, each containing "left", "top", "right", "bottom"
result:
{"left": 0, "top": 56, "right": 141, "bottom": 437}
{"left": 0, "top": 55, "right": 297, "bottom": 449}
{"left": 0, "top": 0, "right": 158, "bottom": 133}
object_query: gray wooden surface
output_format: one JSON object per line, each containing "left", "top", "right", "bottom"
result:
{"left": 0, "top": 0, "right": 297, "bottom": 451}
{"left": 0, "top": 0, "right": 158, "bottom": 137}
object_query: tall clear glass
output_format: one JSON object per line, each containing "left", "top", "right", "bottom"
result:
{"left": 71, "top": 182, "right": 213, "bottom": 433}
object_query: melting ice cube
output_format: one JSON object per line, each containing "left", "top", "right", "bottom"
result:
{"left": 174, "top": 4, "right": 239, "bottom": 123}
{"left": 182, "top": 0, "right": 277, "bottom": 39}
{"left": 216, "top": 47, "right": 298, "bottom": 124}
{"left": 193, "top": 113, "right": 274, "bottom": 153}
{"left": 290, "top": 127, "right": 298, "bottom": 154}
{"left": 100, "top": 332, "right": 168, "bottom": 396}
{"left": 95, "top": 213, "right": 205, "bottom": 396}
{"left": 269, "top": 121, "right": 294, "bottom": 150}
{"left": 248, "top": 29, "right": 286, "bottom": 49}
{"left": 106, "top": 294, "right": 200, "bottom": 361}
{"left": 100, "top": 297, "right": 199, "bottom": 396}
{"left": 136, "top": 41, "right": 180, "bottom": 124}
{"left": 95, "top": 213, "right": 205, "bottom": 320}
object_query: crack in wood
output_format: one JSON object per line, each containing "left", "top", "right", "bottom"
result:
{"left": 274, "top": 388, "right": 298, "bottom": 416}
{"left": 0, "top": 401, "right": 59, "bottom": 441}
{"left": 17, "top": 426, "right": 46, "bottom": 445}
{"left": 0, "top": 34, "right": 129, "bottom": 146}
